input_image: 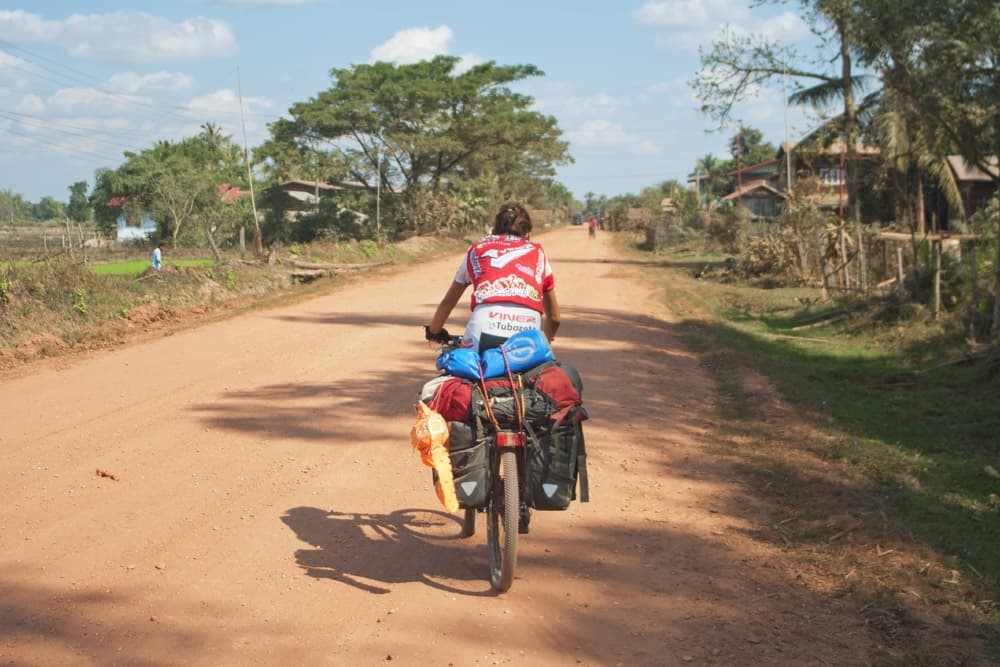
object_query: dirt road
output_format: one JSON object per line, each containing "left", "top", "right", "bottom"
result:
{"left": 0, "top": 226, "right": 876, "bottom": 665}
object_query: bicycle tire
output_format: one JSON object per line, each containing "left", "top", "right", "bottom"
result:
{"left": 487, "top": 450, "right": 519, "bottom": 592}
{"left": 460, "top": 507, "right": 476, "bottom": 538}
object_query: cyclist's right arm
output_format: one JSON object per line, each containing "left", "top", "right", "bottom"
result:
{"left": 429, "top": 280, "right": 468, "bottom": 338}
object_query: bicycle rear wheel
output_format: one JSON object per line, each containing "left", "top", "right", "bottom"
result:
{"left": 487, "top": 450, "right": 519, "bottom": 592}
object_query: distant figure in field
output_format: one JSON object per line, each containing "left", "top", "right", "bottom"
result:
{"left": 588, "top": 218, "right": 597, "bottom": 239}
{"left": 151, "top": 242, "right": 164, "bottom": 270}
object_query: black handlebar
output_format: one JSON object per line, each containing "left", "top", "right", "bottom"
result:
{"left": 424, "top": 325, "right": 459, "bottom": 346}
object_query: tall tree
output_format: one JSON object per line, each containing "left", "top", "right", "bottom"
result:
{"left": 545, "top": 181, "right": 575, "bottom": 220}
{"left": 852, "top": 0, "right": 1000, "bottom": 335}
{"left": 31, "top": 196, "right": 65, "bottom": 221}
{"left": 66, "top": 181, "right": 91, "bottom": 225}
{"left": 693, "top": 0, "right": 870, "bottom": 225}
{"left": 101, "top": 130, "right": 250, "bottom": 247}
{"left": 638, "top": 180, "right": 697, "bottom": 218}
{"left": 729, "top": 126, "right": 778, "bottom": 167}
{"left": 265, "top": 56, "right": 570, "bottom": 234}
{"left": 0, "top": 190, "right": 30, "bottom": 224}
{"left": 692, "top": 153, "right": 733, "bottom": 202}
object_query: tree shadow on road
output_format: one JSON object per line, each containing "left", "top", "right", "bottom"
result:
{"left": 0, "top": 566, "right": 277, "bottom": 667}
{"left": 187, "top": 305, "right": 708, "bottom": 448}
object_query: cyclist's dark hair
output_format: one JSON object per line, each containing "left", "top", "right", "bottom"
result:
{"left": 491, "top": 202, "right": 533, "bottom": 237}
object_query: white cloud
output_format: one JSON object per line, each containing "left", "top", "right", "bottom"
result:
{"left": 0, "top": 10, "right": 237, "bottom": 63}
{"left": 534, "top": 92, "right": 628, "bottom": 118}
{"left": 568, "top": 120, "right": 661, "bottom": 155}
{"left": 758, "top": 12, "right": 810, "bottom": 42}
{"left": 29, "top": 116, "right": 134, "bottom": 135}
{"left": 645, "top": 77, "right": 695, "bottom": 106}
{"left": 48, "top": 87, "right": 154, "bottom": 115}
{"left": 16, "top": 93, "right": 45, "bottom": 114}
{"left": 569, "top": 120, "right": 630, "bottom": 145}
{"left": 1, "top": 114, "right": 139, "bottom": 160}
{"left": 184, "top": 88, "right": 272, "bottom": 119}
{"left": 634, "top": 0, "right": 750, "bottom": 28}
{"left": 633, "top": 139, "right": 661, "bottom": 155}
{"left": 0, "top": 48, "right": 45, "bottom": 88}
{"left": 368, "top": 25, "right": 484, "bottom": 74}
{"left": 370, "top": 25, "right": 453, "bottom": 64}
{"left": 106, "top": 70, "right": 193, "bottom": 94}
{"left": 453, "top": 52, "right": 484, "bottom": 75}
{"left": 206, "top": 0, "right": 322, "bottom": 5}
{"left": 634, "top": 0, "right": 807, "bottom": 50}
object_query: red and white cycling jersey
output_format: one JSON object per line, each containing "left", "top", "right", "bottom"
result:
{"left": 454, "top": 234, "right": 554, "bottom": 313}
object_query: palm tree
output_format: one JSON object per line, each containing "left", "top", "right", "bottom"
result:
{"left": 792, "top": 77, "right": 964, "bottom": 234}
{"left": 693, "top": 153, "right": 731, "bottom": 204}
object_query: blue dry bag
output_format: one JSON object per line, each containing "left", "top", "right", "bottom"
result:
{"left": 435, "top": 347, "right": 481, "bottom": 380}
{"left": 481, "top": 329, "right": 554, "bottom": 378}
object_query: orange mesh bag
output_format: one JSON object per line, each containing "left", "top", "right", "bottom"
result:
{"left": 410, "top": 400, "right": 458, "bottom": 512}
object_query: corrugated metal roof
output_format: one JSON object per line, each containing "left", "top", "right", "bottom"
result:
{"left": 281, "top": 179, "right": 345, "bottom": 193}
{"left": 723, "top": 179, "right": 788, "bottom": 201}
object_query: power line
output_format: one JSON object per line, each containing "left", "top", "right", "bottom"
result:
{"left": 0, "top": 123, "right": 125, "bottom": 164}
{"left": 0, "top": 109, "right": 154, "bottom": 148}
{"left": 0, "top": 40, "right": 209, "bottom": 125}
{"left": 2, "top": 40, "right": 289, "bottom": 128}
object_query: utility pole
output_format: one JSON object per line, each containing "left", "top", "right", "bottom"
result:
{"left": 736, "top": 135, "right": 743, "bottom": 205}
{"left": 783, "top": 53, "right": 792, "bottom": 192}
{"left": 376, "top": 146, "right": 382, "bottom": 238}
{"left": 237, "top": 67, "right": 262, "bottom": 257}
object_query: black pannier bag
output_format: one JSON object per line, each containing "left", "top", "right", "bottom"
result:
{"left": 434, "top": 357, "right": 591, "bottom": 511}
{"left": 433, "top": 420, "right": 491, "bottom": 509}
{"left": 525, "top": 406, "right": 589, "bottom": 511}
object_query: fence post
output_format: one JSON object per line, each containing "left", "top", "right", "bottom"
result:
{"left": 931, "top": 240, "right": 941, "bottom": 320}
{"left": 896, "top": 246, "right": 905, "bottom": 300}
{"left": 968, "top": 242, "right": 978, "bottom": 343}
{"left": 856, "top": 223, "right": 867, "bottom": 294}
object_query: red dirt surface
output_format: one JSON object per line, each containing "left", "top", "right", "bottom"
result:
{"left": 0, "top": 226, "right": 877, "bottom": 665}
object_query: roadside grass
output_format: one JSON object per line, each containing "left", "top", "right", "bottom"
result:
{"left": 89, "top": 259, "right": 216, "bottom": 275}
{"left": 0, "top": 234, "right": 468, "bottom": 368}
{"left": 628, "top": 236, "right": 1000, "bottom": 661}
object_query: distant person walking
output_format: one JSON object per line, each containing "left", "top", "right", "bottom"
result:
{"left": 151, "top": 242, "right": 164, "bottom": 270}
{"left": 588, "top": 218, "right": 597, "bottom": 239}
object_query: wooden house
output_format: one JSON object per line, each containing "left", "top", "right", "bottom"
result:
{"left": 945, "top": 156, "right": 999, "bottom": 218}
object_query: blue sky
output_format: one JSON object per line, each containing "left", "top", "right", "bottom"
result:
{"left": 0, "top": 1, "right": 822, "bottom": 204}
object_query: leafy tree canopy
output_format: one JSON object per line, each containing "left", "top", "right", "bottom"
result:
{"left": 852, "top": 0, "right": 998, "bottom": 178}
{"left": 0, "top": 190, "right": 31, "bottom": 223}
{"left": 66, "top": 181, "right": 91, "bottom": 225}
{"left": 92, "top": 124, "right": 250, "bottom": 247}
{"left": 729, "top": 126, "right": 777, "bottom": 167}
{"left": 265, "top": 56, "right": 571, "bottom": 208}
{"left": 32, "top": 196, "right": 64, "bottom": 221}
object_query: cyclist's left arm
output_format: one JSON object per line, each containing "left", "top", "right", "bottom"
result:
{"left": 542, "top": 290, "right": 560, "bottom": 342}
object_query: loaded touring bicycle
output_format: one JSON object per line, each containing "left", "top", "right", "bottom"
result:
{"left": 413, "top": 329, "right": 589, "bottom": 592}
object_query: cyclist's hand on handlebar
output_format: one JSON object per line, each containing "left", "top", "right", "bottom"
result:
{"left": 424, "top": 325, "right": 452, "bottom": 344}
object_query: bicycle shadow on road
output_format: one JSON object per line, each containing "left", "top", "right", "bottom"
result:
{"left": 281, "top": 506, "right": 494, "bottom": 597}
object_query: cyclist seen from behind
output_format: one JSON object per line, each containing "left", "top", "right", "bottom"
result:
{"left": 425, "top": 202, "right": 560, "bottom": 352}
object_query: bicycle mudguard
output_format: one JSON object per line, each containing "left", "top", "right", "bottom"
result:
{"left": 495, "top": 431, "right": 525, "bottom": 447}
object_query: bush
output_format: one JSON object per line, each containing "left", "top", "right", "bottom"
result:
{"left": 737, "top": 237, "right": 799, "bottom": 281}
{"left": 708, "top": 205, "right": 751, "bottom": 253}
{"left": 686, "top": 210, "right": 712, "bottom": 230}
